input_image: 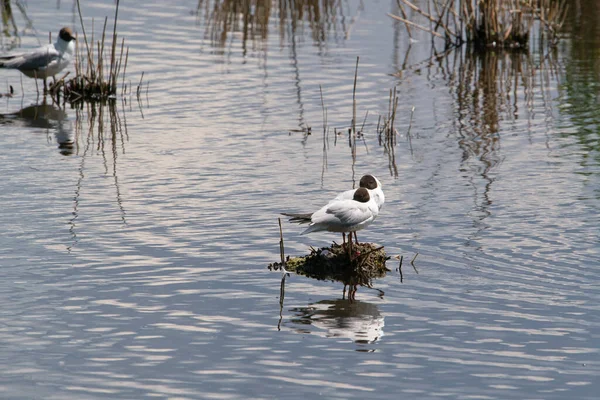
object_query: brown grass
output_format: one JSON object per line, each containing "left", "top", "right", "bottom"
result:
{"left": 390, "top": 0, "right": 568, "bottom": 50}
{"left": 49, "top": 0, "right": 144, "bottom": 103}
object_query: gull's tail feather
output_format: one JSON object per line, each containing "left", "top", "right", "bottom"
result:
{"left": 281, "top": 212, "right": 312, "bottom": 224}
{"left": 0, "top": 55, "right": 17, "bottom": 67}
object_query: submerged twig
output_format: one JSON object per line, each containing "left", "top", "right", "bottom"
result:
{"left": 387, "top": 13, "right": 444, "bottom": 38}
{"left": 398, "top": 255, "right": 404, "bottom": 283}
{"left": 411, "top": 252, "right": 419, "bottom": 274}
{"left": 407, "top": 105, "right": 415, "bottom": 155}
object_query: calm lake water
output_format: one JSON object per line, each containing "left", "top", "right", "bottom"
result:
{"left": 0, "top": 1, "right": 598, "bottom": 399}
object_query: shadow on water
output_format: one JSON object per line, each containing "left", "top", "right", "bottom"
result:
{"left": 289, "top": 297, "right": 384, "bottom": 346}
{"left": 0, "top": 95, "right": 136, "bottom": 251}
{"left": 277, "top": 274, "right": 384, "bottom": 347}
{"left": 0, "top": 103, "right": 74, "bottom": 155}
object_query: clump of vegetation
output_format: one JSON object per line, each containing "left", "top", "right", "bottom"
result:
{"left": 49, "top": 0, "right": 144, "bottom": 103}
{"left": 390, "top": 0, "right": 568, "bottom": 49}
{"left": 268, "top": 242, "right": 390, "bottom": 286}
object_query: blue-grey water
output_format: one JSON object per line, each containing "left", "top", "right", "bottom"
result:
{"left": 0, "top": 1, "right": 598, "bottom": 399}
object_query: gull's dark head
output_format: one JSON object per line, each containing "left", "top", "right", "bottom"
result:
{"left": 353, "top": 187, "right": 370, "bottom": 203}
{"left": 359, "top": 174, "right": 379, "bottom": 190}
{"left": 59, "top": 27, "right": 76, "bottom": 42}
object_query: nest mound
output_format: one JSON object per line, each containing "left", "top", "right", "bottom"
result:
{"left": 268, "top": 242, "right": 390, "bottom": 285}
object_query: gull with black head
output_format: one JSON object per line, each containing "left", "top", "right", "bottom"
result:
{"left": 0, "top": 27, "right": 76, "bottom": 92}
{"left": 284, "top": 174, "right": 384, "bottom": 245}
{"left": 331, "top": 174, "right": 384, "bottom": 244}
{"left": 282, "top": 187, "right": 379, "bottom": 255}
{"left": 332, "top": 174, "right": 385, "bottom": 211}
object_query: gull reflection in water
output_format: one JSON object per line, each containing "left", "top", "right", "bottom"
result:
{"left": 0, "top": 103, "right": 74, "bottom": 155}
{"left": 287, "top": 299, "right": 384, "bottom": 345}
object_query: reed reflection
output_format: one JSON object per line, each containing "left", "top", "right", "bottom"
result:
{"left": 0, "top": 0, "right": 28, "bottom": 51}
{"left": 430, "top": 47, "right": 558, "bottom": 235}
{"left": 68, "top": 100, "right": 129, "bottom": 251}
{"left": 195, "top": 0, "right": 358, "bottom": 136}
{"left": 195, "top": 0, "right": 353, "bottom": 49}
{"left": 556, "top": 0, "right": 600, "bottom": 178}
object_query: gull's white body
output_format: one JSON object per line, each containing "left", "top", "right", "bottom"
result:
{"left": 302, "top": 192, "right": 379, "bottom": 235}
{"left": 0, "top": 28, "right": 75, "bottom": 80}
{"left": 333, "top": 186, "right": 385, "bottom": 211}
{"left": 282, "top": 175, "right": 384, "bottom": 245}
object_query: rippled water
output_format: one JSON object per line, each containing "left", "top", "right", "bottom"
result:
{"left": 0, "top": 1, "right": 598, "bottom": 399}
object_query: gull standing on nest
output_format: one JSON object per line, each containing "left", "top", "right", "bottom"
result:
{"left": 329, "top": 174, "right": 384, "bottom": 244}
{"left": 282, "top": 187, "right": 379, "bottom": 255}
{"left": 0, "top": 27, "right": 76, "bottom": 92}
{"left": 283, "top": 174, "right": 384, "bottom": 246}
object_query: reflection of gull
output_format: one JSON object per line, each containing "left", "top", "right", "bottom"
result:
{"left": 0, "top": 27, "right": 76, "bottom": 90}
{"left": 0, "top": 103, "right": 74, "bottom": 155}
{"left": 289, "top": 299, "right": 384, "bottom": 344}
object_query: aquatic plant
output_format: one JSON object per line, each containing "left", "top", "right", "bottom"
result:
{"left": 390, "top": 0, "right": 568, "bottom": 50}
{"left": 49, "top": 0, "right": 144, "bottom": 103}
{"left": 269, "top": 218, "right": 391, "bottom": 301}
{"left": 0, "top": 0, "right": 32, "bottom": 51}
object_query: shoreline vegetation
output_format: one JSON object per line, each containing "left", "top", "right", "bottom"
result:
{"left": 1, "top": 0, "right": 568, "bottom": 104}
{"left": 389, "top": 0, "right": 567, "bottom": 50}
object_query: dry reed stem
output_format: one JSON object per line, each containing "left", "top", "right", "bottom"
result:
{"left": 395, "top": 1, "right": 413, "bottom": 39}
{"left": 387, "top": 13, "right": 444, "bottom": 38}
{"left": 352, "top": 56, "right": 359, "bottom": 135}
{"left": 278, "top": 218, "right": 285, "bottom": 266}
{"left": 76, "top": 0, "right": 92, "bottom": 72}
{"left": 109, "top": 0, "right": 120, "bottom": 93}
{"left": 390, "top": 0, "right": 564, "bottom": 49}
{"left": 121, "top": 46, "right": 129, "bottom": 96}
{"left": 53, "top": 0, "right": 134, "bottom": 103}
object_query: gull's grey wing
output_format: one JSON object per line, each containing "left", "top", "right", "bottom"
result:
{"left": 331, "top": 188, "right": 355, "bottom": 203}
{"left": 322, "top": 201, "right": 372, "bottom": 227}
{"left": 0, "top": 44, "right": 59, "bottom": 70}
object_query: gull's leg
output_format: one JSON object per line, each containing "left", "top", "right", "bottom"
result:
{"left": 342, "top": 232, "right": 346, "bottom": 246}
{"left": 43, "top": 78, "right": 48, "bottom": 94}
{"left": 348, "top": 238, "right": 353, "bottom": 259}
{"left": 353, "top": 232, "right": 359, "bottom": 245}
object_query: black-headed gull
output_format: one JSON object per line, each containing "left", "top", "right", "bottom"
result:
{"left": 284, "top": 174, "right": 384, "bottom": 245}
{"left": 283, "top": 187, "right": 379, "bottom": 254}
{"left": 332, "top": 174, "right": 385, "bottom": 210}
{"left": 0, "top": 27, "right": 76, "bottom": 91}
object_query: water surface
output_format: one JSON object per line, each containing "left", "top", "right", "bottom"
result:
{"left": 0, "top": 1, "right": 598, "bottom": 399}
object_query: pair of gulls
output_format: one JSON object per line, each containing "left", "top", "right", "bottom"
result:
{"left": 0, "top": 27, "right": 76, "bottom": 91}
{"left": 283, "top": 175, "right": 384, "bottom": 251}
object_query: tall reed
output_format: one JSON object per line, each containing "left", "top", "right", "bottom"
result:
{"left": 390, "top": 0, "right": 568, "bottom": 49}
{"left": 50, "top": 0, "right": 143, "bottom": 103}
